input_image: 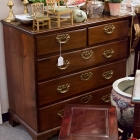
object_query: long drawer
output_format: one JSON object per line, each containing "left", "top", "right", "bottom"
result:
{"left": 37, "top": 39, "right": 128, "bottom": 81}
{"left": 36, "top": 28, "right": 87, "bottom": 56}
{"left": 88, "top": 20, "right": 129, "bottom": 46}
{"left": 38, "top": 85, "right": 112, "bottom": 132}
{"left": 38, "top": 59, "right": 126, "bottom": 106}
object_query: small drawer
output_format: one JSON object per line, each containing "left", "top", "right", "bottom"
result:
{"left": 88, "top": 20, "right": 129, "bottom": 46}
{"left": 38, "top": 59, "right": 126, "bottom": 106}
{"left": 38, "top": 85, "right": 112, "bottom": 132}
{"left": 36, "top": 28, "right": 87, "bottom": 56}
{"left": 37, "top": 39, "right": 128, "bottom": 81}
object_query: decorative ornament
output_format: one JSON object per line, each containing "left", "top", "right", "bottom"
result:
{"left": 23, "top": 0, "right": 29, "bottom": 14}
{"left": 5, "top": 0, "right": 16, "bottom": 22}
{"left": 73, "top": 7, "right": 87, "bottom": 22}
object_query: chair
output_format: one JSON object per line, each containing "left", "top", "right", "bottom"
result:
{"left": 45, "top": 0, "right": 73, "bottom": 28}
{"left": 31, "top": 3, "right": 51, "bottom": 31}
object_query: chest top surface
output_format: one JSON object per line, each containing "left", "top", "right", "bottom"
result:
{"left": 1, "top": 14, "right": 131, "bottom": 37}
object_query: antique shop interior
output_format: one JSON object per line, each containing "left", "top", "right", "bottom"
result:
{"left": 0, "top": 0, "right": 140, "bottom": 140}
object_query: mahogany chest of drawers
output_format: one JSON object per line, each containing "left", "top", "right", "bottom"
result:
{"left": 2, "top": 15, "right": 131, "bottom": 140}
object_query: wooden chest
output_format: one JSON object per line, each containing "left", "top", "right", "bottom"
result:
{"left": 59, "top": 104, "right": 118, "bottom": 140}
{"left": 2, "top": 14, "right": 131, "bottom": 140}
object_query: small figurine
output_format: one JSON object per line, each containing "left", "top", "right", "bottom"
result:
{"left": 73, "top": 7, "right": 87, "bottom": 22}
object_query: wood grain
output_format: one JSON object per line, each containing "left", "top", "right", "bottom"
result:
{"left": 59, "top": 104, "right": 118, "bottom": 140}
{"left": 3, "top": 25, "right": 37, "bottom": 131}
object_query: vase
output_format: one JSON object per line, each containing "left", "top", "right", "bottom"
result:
{"left": 108, "top": 3, "right": 121, "bottom": 16}
{"left": 87, "top": 1, "right": 104, "bottom": 18}
{"left": 104, "top": 1, "right": 110, "bottom": 14}
{"left": 111, "top": 77, "right": 135, "bottom": 131}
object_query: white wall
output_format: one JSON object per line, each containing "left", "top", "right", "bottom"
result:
{"left": 0, "top": 0, "right": 31, "bottom": 115}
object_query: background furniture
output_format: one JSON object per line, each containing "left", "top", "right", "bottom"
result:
{"left": 46, "top": 0, "right": 73, "bottom": 28}
{"left": 31, "top": 2, "right": 51, "bottom": 30}
{"left": 133, "top": 15, "right": 140, "bottom": 75}
{"left": 2, "top": 14, "right": 131, "bottom": 140}
{"left": 131, "top": 70, "right": 140, "bottom": 139}
{"left": 59, "top": 104, "right": 118, "bottom": 140}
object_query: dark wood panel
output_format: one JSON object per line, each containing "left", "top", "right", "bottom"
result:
{"left": 36, "top": 28, "right": 87, "bottom": 56}
{"left": 59, "top": 104, "right": 118, "bottom": 140}
{"left": 88, "top": 20, "right": 129, "bottom": 45}
{"left": 38, "top": 59, "right": 126, "bottom": 106}
{"left": 37, "top": 39, "right": 128, "bottom": 81}
{"left": 39, "top": 85, "right": 112, "bottom": 132}
{"left": 132, "top": 105, "right": 140, "bottom": 138}
{"left": 3, "top": 25, "right": 38, "bottom": 131}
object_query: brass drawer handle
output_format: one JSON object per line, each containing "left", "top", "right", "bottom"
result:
{"left": 56, "top": 34, "right": 70, "bottom": 44}
{"left": 57, "top": 110, "right": 64, "bottom": 118}
{"left": 104, "top": 25, "right": 115, "bottom": 35}
{"left": 57, "top": 83, "right": 70, "bottom": 94}
{"left": 102, "top": 70, "right": 113, "bottom": 79}
{"left": 102, "top": 94, "right": 111, "bottom": 103}
{"left": 80, "top": 72, "right": 93, "bottom": 81}
{"left": 57, "top": 60, "right": 70, "bottom": 70}
{"left": 81, "top": 95, "right": 92, "bottom": 104}
{"left": 103, "top": 49, "right": 114, "bottom": 58}
{"left": 81, "top": 50, "right": 93, "bottom": 60}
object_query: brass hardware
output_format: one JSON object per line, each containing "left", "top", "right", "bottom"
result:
{"left": 102, "top": 70, "right": 113, "bottom": 79}
{"left": 81, "top": 95, "right": 92, "bottom": 104}
{"left": 5, "top": 0, "right": 16, "bottom": 22}
{"left": 104, "top": 25, "right": 115, "bottom": 35}
{"left": 80, "top": 72, "right": 93, "bottom": 81}
{"left": 57, "top": 110, "right": 64, "bottom": 118}
{"left": 57, "top": 60, "right": 70, "bottom": 70}
{"left": 56, "top": 34, "right": 70, "bottom": 44}
{"left": 57, "top": 83, "right": 70, "bottom": 94}
{"left": 22, "top": 0, "right": 29, "bottom": 14}
{"left": 102, "top": 94, "right": 111, "bottom": 103}
{"left": 103, "top": 49, "right": 114, "bottom": 58}
{"left": 81, "top": 50, "right": 93, "bottom": 60}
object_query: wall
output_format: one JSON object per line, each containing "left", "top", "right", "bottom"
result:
{"left": 0, "top": 0, "right": 31, "bottom": 114}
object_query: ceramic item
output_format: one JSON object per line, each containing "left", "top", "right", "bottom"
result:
{"left": 111, "top": 77, "right": 134, "bottom": 130}
{"left": 15, "top": 14, "right": 33, "bottom": 24}
{"left": 73, "top": 7, "right": 87, "bottom": 22}
{"left": 108, "top": 3, "right": 121, "bottom": 16}
{"left": 87, "top": 1, "right": 104, "bottom": 18}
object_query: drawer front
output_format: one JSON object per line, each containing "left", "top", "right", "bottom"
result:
{"left": 37, "top": 39, "right": 128, "bottom": 81}
{"left": 88, "top": 20, "right": 129, "bottom": 46}
{"left": 38, "top": 59, "right": 126, "bottom": 106}
{"left": 36, "top": 29, "right": 87, "bottom": 56}
{"left": 39, "top": 85, "right": 112, "bottom": 132}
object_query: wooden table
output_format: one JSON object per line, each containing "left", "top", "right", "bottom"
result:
{"left": 59, "top": 104, "right": 118, "bottom": 140}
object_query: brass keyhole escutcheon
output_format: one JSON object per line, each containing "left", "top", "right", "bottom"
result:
{"left": 81, "top": 50, "right": 93, "bottom": 60}
{"left": 103, "top": 49, "right": 114, "bottom": 58}
{"left": 102, "top": 70, "right": 113, "bottom": 79}
{"left": 56, "top": 34, "right": 70, "bottom": 44}
{"left": 57, "top": 83, "right": 70, "bottom": 94}
{"left": 104, "top": 25, "right": 115, "bottom": 35}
